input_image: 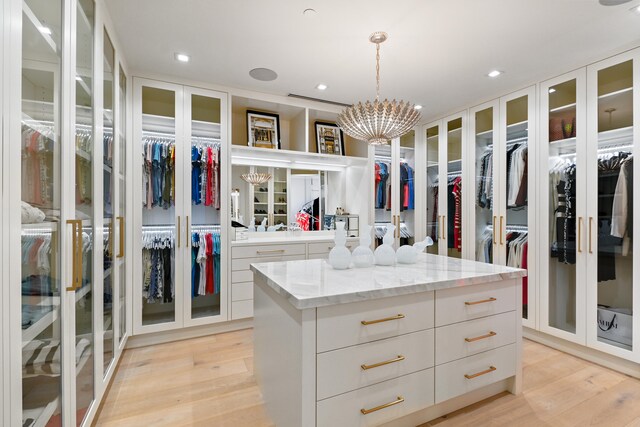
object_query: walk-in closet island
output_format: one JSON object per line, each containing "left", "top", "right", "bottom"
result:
{"left": 252, "top": 254, "right": 525, "bottom": 427}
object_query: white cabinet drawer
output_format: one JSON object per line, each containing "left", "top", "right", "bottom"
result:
{"left": 232, "top": 243, "right": 306, "bottom": 259}
{"left": 231, "top": 254, "right": 305, "bottom": 271}
{"left": 317, "top": 368, "right": 434, "bottom": 427}
{"left": 231, "top": 300, "right": 253, "bottom": 320}
{"left": 308, "top": 241, "right": 357, "bottom": 255}
{"left": 232, "top": 282, "right": 253, "bottom": 302}
{"left": 317, "top": 292, "right": 434, "bottom": 353}
{"left": 435, "top": 311, "right": 516, "bottom": 365}
{"left": 317, "top": 329, "right": 434, "bottom": 400}
{"left": 435, "top": 343, "right": 516, "bottom": 404}
{"left": 232, "top": 270, "right": 253, "bottom": 284}
{"left": 435, "top": 280, "right": 516, "bottom": 327}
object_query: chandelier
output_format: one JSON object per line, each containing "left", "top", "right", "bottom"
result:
{"left": 337, "top": 32, "right": 421, "bottom": 145}
{"left": 241, "top": 173, "right": 271, "bottom": 185}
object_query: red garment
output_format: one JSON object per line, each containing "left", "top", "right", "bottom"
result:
{"left": 205, "top": 147, "right": 213, "bottom": 206}
{"left": 296, "top": 212, "right": 310, "bottom": 231}
{"left": 453, "top": 177, "right": 462, "bottom": 251}
{"left": 403, "top": 183, "right": 409, "bottom": 209}
{"left": 205, "top": 233, "right": 214, "bottom": 294}
{"left": 522, "top": 242, "right": 528, "bottom": 305}
{"left": 375, "top": 163, "right": 380, "bottom": 193}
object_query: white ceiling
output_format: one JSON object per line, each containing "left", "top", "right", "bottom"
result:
{"left": 105, "top": 0, "right": 640, "bottom": 121}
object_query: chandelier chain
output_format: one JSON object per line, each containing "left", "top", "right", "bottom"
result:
{"left": 375, "top": 42, "right": 380, "bottom": 101}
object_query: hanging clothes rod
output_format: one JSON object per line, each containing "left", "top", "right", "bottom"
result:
{"left": 486, "top": 224, "right": 529, "bottom": 232}
{"left": 487, "top": 136, "right": 528, "bottom": 148}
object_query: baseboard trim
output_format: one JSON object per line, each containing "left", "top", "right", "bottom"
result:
{"left": 523, "top": 327, "right": 640, "bottom": 378}
{"left": 125, "top": 319, "right": 254, "bottom": 349}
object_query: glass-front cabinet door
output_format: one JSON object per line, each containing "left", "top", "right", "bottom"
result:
{"left": 374, "top": 143, "right": 394, "bottom": 247}
{"left": 540, "top": 70, "right": 587, "bottom": 344}
{"left": 183, "top": 87, "right": 227, "bottom": 326}
{"left": 444, "top": 115, "right": 464, "bottom": 259}
{"left": 586, "top": 51, "right": 639, "bottom": 360}
{"left": 135, "top": 81, "right": 181, "bottom": 333}
{"left": 20, "top": 0, "right": 64, "bottom": 424}
{"left": 117, "top": 66, "right": 127, "bottom": 347}
{"left": 426, "top": 124, "right": 440, "bottom": 255}
{"left": 271, "top": 167, "right": 288, "bottom": 227}
{"left": 398, "top": 131, "right": 416, "bottom": 246}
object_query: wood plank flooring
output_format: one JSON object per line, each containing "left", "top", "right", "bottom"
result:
{"left": 95, "top": 329, "right": 640, "bottom": 427}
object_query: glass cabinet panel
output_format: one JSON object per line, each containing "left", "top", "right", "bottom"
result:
{"left": 548, "top": 79, "right": 578, "bottom": 334}
{"left": 426, "top": 126, "right": 439, "bottom": 255}
{"left": 474, "top": 108, "right": 495, "bottom": 263}
{"left": 75, "top": 0, "right": 95, "bottom": 423}
{"left": 21, "top": 0, "right": 63, "bottom": 424}
{"left": 272, "top": 168, "right": 288, "bottom": 227}
{"left": 374, "top": 144, "right": 393, "bottom": 247}
{"left": 399, "top": 131, "right": 416, "bottom": 245}
{"left": 140, "top": 86, "right": 177, "bottom": 326}
{"left": 118, "top": 66, "right": 127, "bottom": 345}
{"left": 447, "top": 118, "right": 463, "bottom": 258}
{"left": 102, "top": 29, "right": 115, "bottom": 376}
{"left": 252, "top": 166, "right": 271, "bottom": 227}
{"left": 504, "top": 96, "right": 530, "bottom": 318}
{"left": 595, "top": 60, "right": 633, "bottom": 351}
{"left": 188, "top": 93, "right": 222, "bottom": 320}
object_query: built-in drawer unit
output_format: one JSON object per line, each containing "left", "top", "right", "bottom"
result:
{"left": 231, "top": 282, "right": 253, "bottom": 302}
{"left": 435, "top": 311, "right": 517, "bottom": 365}
{"left": 317, "top": 292, "right": 434, "bottom": 353}
{"left": 434, "top": 343, "right": 517, "bottom": 404}
{"left": 435, "top": 279, "right": 516, "bottom": 327}
{"left": 231, "top": 300, "right": 253, "bottom": 319}
{"left": 232, "top": 254, "right": 306, "bottom": 271}
{"left": 231, "top": 243, "right": 306, "bottom": 259}
{"left": 308, "top": 241, "right": 357, "bottom": 255}
{"left": 316, "top": 368, "right": 435, "bottom": 427}
{"left": 317, "top": 329, "right": 435, "bottom": 400}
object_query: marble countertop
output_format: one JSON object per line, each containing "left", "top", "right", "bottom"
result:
{"left": 232, "top": 232, "right": 358, "bottom": 246}
{"left": 250, "top": 254, "right": 527, "bottom": 309}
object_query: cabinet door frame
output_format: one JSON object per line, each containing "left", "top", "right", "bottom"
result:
{"left": 424, "top": 120, "right": 443, "bottom": 254}
{"left": 538, "top": 69, "right": 588, "bottom": 345}
{"left": 132, "top": 77, "right": 186, "bottom": 335}
{"left": 585, "top": 48, "right": 640, "bottom": 361}
{"left": 181, "top": 85, "right": 229, "bottom": 328}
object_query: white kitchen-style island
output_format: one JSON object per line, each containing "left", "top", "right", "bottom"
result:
{"left": 251, "top": 254, "right": 527, "bottom": 427}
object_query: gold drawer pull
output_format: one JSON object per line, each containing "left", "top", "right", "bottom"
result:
{"left": 465, "top": 297, "right": 497, "bottom": 306}
{"left": 465, "top": 366, "right": 496, "bottom": 379}
{"left": 361, "top": 355, "right": 405, "bottom": 370}
{"left": 256, "top": 249, "right": 286, "bottom": 255}
{"left": 360, "top": 396, "right": 405, "bottom": 415}
{"left": 465, "top": 331, "right": 497, "bottom": 343}
{"left": 361, "top": 314, "right": 405, "bottom": 325}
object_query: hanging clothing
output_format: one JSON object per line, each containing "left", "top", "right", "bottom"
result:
{"left": 190, "top": 230, "right": 221, "bottom": 297}
{"left": 612, "top": 157, "right": 634, "bottom": 256}
{"left": 507, "top": 144, "right": 528, "bottom": 207}
{"left": 142, "top": 138, "right": 176, "bottom": 210}
{"left": 141, "top": 232, "right": 175, "bottom": 303}
{"left": 375, "top": 161, "right": 389, "bottom": 209}
{"left": 476, "top": 150, "right": 493, "bottom": 209}
{"left": 452, "top": 176, "right": 462, "bottom": 252}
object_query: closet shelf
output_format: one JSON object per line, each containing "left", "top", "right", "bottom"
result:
{"left": 231, "top": 145, "right": 368, "bottom": 170}
{"left": 549, "top": 102, "right": 577, "bottom": 114}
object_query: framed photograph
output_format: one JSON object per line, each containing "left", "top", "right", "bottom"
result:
{"left": 247, "top": 110, "right": 280, "bottom": 149}
{"left": 315, "top": 121, "right": 345, "bottom": 156}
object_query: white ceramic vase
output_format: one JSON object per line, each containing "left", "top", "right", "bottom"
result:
{"left": 247, "top": 217, "right": 256, "bottom": 232}
{"left": 352, "top": 225, "right": 375, "bottom": 268}
{"left": 257, "top": 217, "right": 267, "bottom": 232}
{"left": 329, "top": 222, "right": 352, "bottom": 270}
{"left": 374, "top": 223, "right": 396, "bottom": 266}
{"left": 396, "top": 236, "right": 434, "bottom": 264}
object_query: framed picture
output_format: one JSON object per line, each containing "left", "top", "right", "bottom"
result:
{"left": 315, "top": 121, "right": 345, "bottom": 156}
{"left": 247, "top": 110, "right": 280, "bottom": 149}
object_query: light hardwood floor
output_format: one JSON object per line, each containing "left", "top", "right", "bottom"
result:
{"left": 95, "top": 329, "right": 640, "bottom": 427}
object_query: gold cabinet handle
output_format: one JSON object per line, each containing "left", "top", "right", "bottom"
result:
{"left": 442, "top": 216, "right": 446, "bottom": 240}
{"left": 177, "top": 216, "right": 181, "bottom": 248}
{"left": 66, "top": 219, "right": 79, "bottom": 291}
{"left": 465, "top": 331, "right": 497, "bottom": 343}
{"left": 256, "top": 249, "right": 285, "bottom": 255}
{"left": 361, "top": 314, "right": 405, "bottom": 325}
{"left": 360, "top": 396, "right": 405, "bottom": 415}
{"left": 186, "top": 215, "right": 190, "bottom": 248}
{"left": 107, "top": 222, "right": 113, "bottom": 257}
{"left": 499, "top": 216, "right": 504, "bottom": 245}
{"left": 492, "top": 216, "right": 497, "bottom": 245}
{"left": 361, "top": 355, "right": 405, "bottom": 370}
{"left": 465, "top": 366, "right": 497, "bottom": 379}
{"left": 589, "top": 217, "right": 593, "bottom": 254}
{"left": 117, "top": 216, "right": 125, "bottom": 258}
{"left": 578, "top": 216, "right": 583, "bottom": 253}
{"left": 465, "top": 297, "right": 497, "bottom": 306}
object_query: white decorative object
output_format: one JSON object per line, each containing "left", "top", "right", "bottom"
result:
{"left": 267, "top": 224, "right": 286, "bottom": 232}
{"left": 352, "top": 225, "right": 375, "bottom": 268}
{"left": 257, "top": 218, "right": 267, "bottom": 232}
{"left": 328, "top": 222, "right": 352, "bottom": 270}
{"left": 396, "top": 236, "right": 434, "bottom": 264}
{"left": 374, "top": 223, "right": 396, "bottom": 266}
{"left": 247, "top": 217, "right": 256, "bottom": 233}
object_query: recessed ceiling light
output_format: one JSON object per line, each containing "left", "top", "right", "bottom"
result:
{"left": 303, "top": 8, "right": 317, "bottom": 16}
{"left": 630, "top": 4, "right": 640, "bottom": 13}
{"left": 174, "top": 53, "right": 190, "bottom": 63}
{"left": 39, "top": 26, "right": 52, "bottom": 35}
{"left": 249, "top": 68, "right": 278, "bottom": 82}
{"left": 487, "top": 70, "right": 502, "bottom": 78}
{"left": 316, "top": 83, "right": 328, "bottom": 91}
{"left": 549, "top": 88, "right": 556, "bottom": 93}
{"left": 414, "top": 105, "right": 423, "bottom": 110}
